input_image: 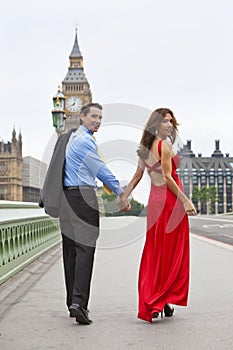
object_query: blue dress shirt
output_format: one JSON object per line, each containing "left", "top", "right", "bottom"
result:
{"left": 63, "top": 125, "right": 123, "bottom": 196}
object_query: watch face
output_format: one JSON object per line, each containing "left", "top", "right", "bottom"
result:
{"left": 66, "top": 96, "right": 82, "bottom": 112}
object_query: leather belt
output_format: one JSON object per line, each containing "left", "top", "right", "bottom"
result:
{"left": 64, "top": 186, "right": 93, "bottom": 190}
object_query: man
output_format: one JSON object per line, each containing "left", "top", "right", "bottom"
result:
{"left": 44, "top": 102, "right": 130, "bottom": 325}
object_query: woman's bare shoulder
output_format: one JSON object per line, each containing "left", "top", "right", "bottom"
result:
{"left": 161, "top": 140, "right": 172, "bottom": 154}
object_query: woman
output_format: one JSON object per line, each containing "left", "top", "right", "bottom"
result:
{"left": 120, "top": 108, "right": 196, "bottom": 323}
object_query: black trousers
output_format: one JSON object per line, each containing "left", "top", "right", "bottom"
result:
{"left": 61, "top": 188, "right": 99, "bottom": 309}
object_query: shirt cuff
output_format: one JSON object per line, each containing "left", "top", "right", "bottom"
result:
{"left": 115, "top": 186, "right": 123, "bottom": 196}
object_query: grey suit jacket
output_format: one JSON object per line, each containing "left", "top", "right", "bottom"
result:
{"left": 39, "top": 129, "right": 76, "bottom": 218}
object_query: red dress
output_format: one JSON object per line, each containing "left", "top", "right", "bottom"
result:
{"left": 138, "top": 140, "right": 190, "bottom": 322}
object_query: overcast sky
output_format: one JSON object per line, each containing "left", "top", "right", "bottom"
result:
{"left": 1, "top": 0, "right": 233, "bottom": 200}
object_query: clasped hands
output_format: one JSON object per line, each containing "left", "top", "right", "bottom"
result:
{"left": 118, "top": 193, "right": 131, "bottom": 212}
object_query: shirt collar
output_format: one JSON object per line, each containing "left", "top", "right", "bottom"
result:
{"left": 79, "top": 125, "right": 93, "bottom": 136}
{"left": 66, "top": 125, "right": 93, "bottom": 152}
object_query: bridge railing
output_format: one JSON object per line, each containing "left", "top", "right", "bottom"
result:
{"left": 0, "top": 203, "right": 61, "bottom": 284}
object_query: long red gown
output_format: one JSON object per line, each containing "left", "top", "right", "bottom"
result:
{"left": 138, "top": 140, "right": 190, "bottom": 322}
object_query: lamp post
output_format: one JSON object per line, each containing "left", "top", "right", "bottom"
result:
{"left": 51, "top": 86, "right": 66, "bottom": 134}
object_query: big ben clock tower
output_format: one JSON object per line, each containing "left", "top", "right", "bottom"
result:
{"left": 61, "top": 29, "right": 92, "bottom": 131}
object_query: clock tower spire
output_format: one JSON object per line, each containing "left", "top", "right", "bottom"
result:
{"left": 69, "top": 28, "right": 83, "bottom": 66}
{"left": 61, "top": 29, "right": 92, "bottom": 131}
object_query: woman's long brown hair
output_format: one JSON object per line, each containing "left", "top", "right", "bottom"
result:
{"left": 137, "top": 108, "right": 179, "bottom": 160}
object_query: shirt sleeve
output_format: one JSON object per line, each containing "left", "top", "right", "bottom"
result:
{"left": 82, "top": 137, "right": 123, "bottom": 196}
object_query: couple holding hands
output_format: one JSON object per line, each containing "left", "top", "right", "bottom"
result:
{"left": 41, "top": 102, "right": 196, "bottom": 325}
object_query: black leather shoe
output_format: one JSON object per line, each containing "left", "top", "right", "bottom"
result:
{"left": 69, "top": 303, "right": 79, "bottom": 318}
{"left": 164, "top": 303, "right": 174, "bottom": 317}
{"left": 69, "top": 304, "right": 92, "bottom": 325}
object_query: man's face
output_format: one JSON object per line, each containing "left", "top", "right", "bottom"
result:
{"left": 80, "top": 107, "right": 102, "bottom": 133}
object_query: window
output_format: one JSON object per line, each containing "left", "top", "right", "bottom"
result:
{"left": 184, "top": 176, "right": 189, "bottom": 184}
{"left": 226, "top": 176, "right": 232, "bottom": 185}
{"left": 0, "top": 163, "right": 5, "bottom": 174}
{"left": 218, "top": 176, "right": 223, "bottom": 184}
{"left": 0, "top": 185, "right": 5, "bottom": 199}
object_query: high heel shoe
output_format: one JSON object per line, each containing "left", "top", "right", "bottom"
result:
{"left": 152, "top": 309, "right": 164, "bottom": 319}
{"left": 164, "top": 303, "right": 174, "bottom": 317}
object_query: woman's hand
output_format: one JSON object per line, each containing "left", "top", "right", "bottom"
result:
{"left": 118, "top": 193, "right": 131, "bottom": 212}
{"left": 122, "top": 202, "right": 131, "bottom": 212}
{"left": 183, "top": 199, "right": 197, "bottom": 216}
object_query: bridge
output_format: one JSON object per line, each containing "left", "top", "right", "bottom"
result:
{"left": 0, "top": 204, "right": 233, "bottom": 349}
{"left": 0, "top": 201, "right": 60, "bottom": 285}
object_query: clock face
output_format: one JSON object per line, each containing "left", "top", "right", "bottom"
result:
{"left": 66, "top": 96, "right": 82, "bottom": 113}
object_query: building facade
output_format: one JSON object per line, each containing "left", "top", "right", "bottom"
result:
{"left": 0, "top": 128, "right": 23, "bottom": 201}
{"left": 0, "top": 130, "right": 48, "bottom": 203}
{"left": 178, "top": 140, "right": 233, "bottom": 214}
{"left": 23, "top": 157, "right": 47, "bottom": 202}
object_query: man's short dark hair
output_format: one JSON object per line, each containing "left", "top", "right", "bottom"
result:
{"left": 80, "top": 103, "right": 102, "bottom": 116}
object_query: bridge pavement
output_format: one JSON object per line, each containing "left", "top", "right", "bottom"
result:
{"left": 0, "top": 217, "right": 232, "bottom": 350}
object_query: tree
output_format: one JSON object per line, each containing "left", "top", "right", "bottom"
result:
{"left": 127, "top": 198, "right": 145, "bottom": 216}
{"left": 192, "top": 185, "right": 200, "bottom": 210}
{"left": 101, "top": 191, "right": 117, "bottom": 202}
{"left": 208, "top": 186, "right": 218, "bottom": 214}
{"left": 192, "top": 185, "right": 218, "bottom": 214}
{"left": 200, "top": 187, "right": 209, "bottom": 214}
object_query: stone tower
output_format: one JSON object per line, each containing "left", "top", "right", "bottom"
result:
{"left": 0, "top": 128, "right": 23, "bottom": 201}
{"left": 62, "top": 30, "right": 92, "bottom": 131}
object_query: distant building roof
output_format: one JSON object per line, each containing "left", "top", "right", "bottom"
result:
{"left": 178, "top": 140, "right": 233, "bottom": 172}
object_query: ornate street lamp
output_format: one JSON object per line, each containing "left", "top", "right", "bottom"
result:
{"left": 52, "top": 85, "right": 65, "bottom": 109}
{"left": 51, "top": 86, "right": 66, "bottom": 134}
